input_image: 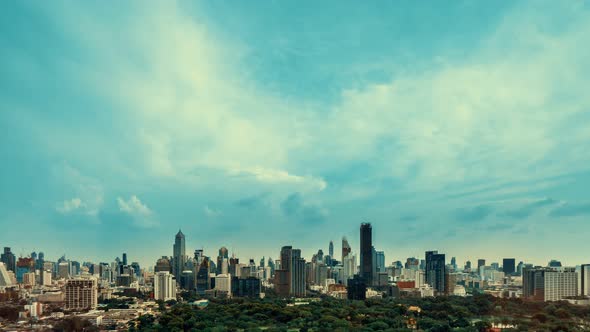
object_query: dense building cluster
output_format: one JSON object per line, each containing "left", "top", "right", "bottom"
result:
{"left": 1, "top": 223, "right": 589, "bottom": 330}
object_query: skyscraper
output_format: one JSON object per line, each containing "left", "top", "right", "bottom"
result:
{"left": 217, "top": 247, "right": 229, "bottom": 275}
{"left": 360, "top": 223, "right": 373, "bottom": 285}
{"left": 290, "top": 249, "right": 306, "bottom": 297}
{"left": 173, "top": 230, "right": 186, "bottom": 279}
{"left": 154, "top": 271, "right": 177, "bottom": 301}
{"left": 477, "top": 259, "right": 486, "bottom": 270}
{"left": 503, "top": 258, "right": 516, "bottom": 275}
{"left": 342, "top": 237, "right": 351, "bottom": 262}
{"left": 581, "top": 264, "right": 590, "bottom": 297}
{"left": 1, "top": 247, "right": 16, "bottom": 272}
{"left": 65, "top": 277, "right": 98, "bottom": 311}
{"left": 329, "top": 241, "right": 334, "bottom": 259}
{"left": 523, "top": 267, "right": 577, "bottom": 301}
{"left": 274, "top": 246, "right": 293, "bottom": 297}
{"left": 425, "top": 251, "right": 446, "bottom": 295}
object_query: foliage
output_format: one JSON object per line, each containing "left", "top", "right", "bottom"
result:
{"left": 129, "top": 294, "right": 590, "bottom": 331}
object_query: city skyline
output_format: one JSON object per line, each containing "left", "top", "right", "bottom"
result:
{"left": 2, "top": 1, "right": 590, "bottom": 265}
{"left": 1, "top": 226, "right": 585, "bottom": 270}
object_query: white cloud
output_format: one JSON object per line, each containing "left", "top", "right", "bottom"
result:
{"left": 52, "top": 162, "right": 104, "bottom": 217}
{"left": 204, "top": 205, "right": 222, "bottom": 217}
{"left": 118, "top": 195, "right": 152, "bottom": 216}
{"left": 118, "top": 195, "right": 157, "bottom": 228}
{"left": 56, "top": 197, "right": 84, "bottom": 214}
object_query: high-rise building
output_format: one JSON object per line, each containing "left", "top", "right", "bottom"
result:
{"left": 580, "top": 264, "right": 590, "bottom": 297}
{"left": 0, "top": 262, "right": 15, "bottom": 287}
{"left": 342, "top": 254, "right": 357, "bottom": 286}
{"left": 523, "top": 266, "right": 577, "bottom": 301}
{"left": 65, "top": 277, "right": 98, "bottom": 311}
{"left": 215, "top": 274, "right": 232, "bottom": 296}
{"left": 329, "top": 241, "right": 334, "bottom": 259}
{"left": 173, "top": 230, "right": 186, "bottom": 279}
{"left": 375, "top": 250, "right": 385, "bottom": 273}
{"left": 450, "top": 257, "right": 457, "bottom": 270}
{"left": 347, "top": 275, "right": 367, "bottom": 300}
{"left": 548, "top": 260, "right": 562, "bottom": 267}
{"left": 425, "top": 251, "right": 446, "bottom": 295}
{"left": 155, "top": 257, "right": 172, "bottom": 273}
{"left": 16, "top": 257, "right": 35, "bottom": 283}
{"left": 217, "top": 247, "right": 228, "bottom": 275}
{"left": 1, "top": 248, "right": 16, "bottom": 272}
{"left": 154, "top": 271, "right": 177, "bottom": 301}
{"left": 290, "top": 249, "right": 306, "bottom": 297}
{"left": 122, "top": 253, "right": 128, "bottom": 266}
{"left": 342, "top": 237, "right": 352, "bottom": 263}
{"left": 196, "top": 257, "right": 211, "bottom": 294}
{"left": 503, "top": 258, "right": 516, "bottom": 275}
{"left": 477, "top": 259, "right": 486, "bottom": 270}
{"left": 360, "top": 223, "right": 373, "bottom": 285}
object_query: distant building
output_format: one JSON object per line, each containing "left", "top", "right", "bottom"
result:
{"left": 1, "top": 247, "right": 16, "bottom": 272}
{"left": 215, "top": 274, "right": 231, "bottom": 296}
{"left": 342, "top": 237, "right": 351, "bottom": 262}
{"left": 173, "top": 230, "right": 186, "bottom": 279}
{"left": 154, "top": 271, "right": 176, "bottom": 301}
{"left": 360, "top": 223, "right": 373, "bottom": 285}
{"left": 232, "top": 276, "right": 261, "bottom": 298}
{"left": 347, "top": 275, "right": 367, "bottom": 300}
{"left": 0, "top": 262, "right": 15, "bottom": 288}
{"left": 155, "top": 256, "right": 172, "bottom": 273}
{"left": 65, "top": 277, "right": 98, "bottom": 311}
{"left": 503, "top": 258, "right": 516, "bottom": 275}
{"left": 477, "top": 259, "right": 486, "bottom": 270}
{"left": 425, "top": 251, "right": 446, "bottom": 295}
{"left": 581, "top": 264, "right": 590, "bottom": 297}
{"left": 523, "top": 267, "right": 577, "bottom": 301}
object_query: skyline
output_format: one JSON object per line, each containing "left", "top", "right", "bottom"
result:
{"left": 1, "top": 226, "right": 584, "bottom": 269}
{"left": 2, "top": 1, "right": 590, "bottom": 265}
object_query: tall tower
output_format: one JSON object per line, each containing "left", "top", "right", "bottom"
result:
{"left": 217, "top": 247, "right": 228, "bottom": 274}
{"left": 173, "top": 230, "right": 186, "bottom": 279}
{"left": 360, "top": 223, "right": 373, "bottom": 285}
{"left": 329, "top": 241, "right": 334, "bottom": 259}
{"left": 342, "top": 237, "right": 351, "bottom": 262}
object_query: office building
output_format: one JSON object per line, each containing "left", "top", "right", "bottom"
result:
{"left": 581, "top": 264, "right": 590, "bottom": 297}
{"left": 65, "top": 277, "right": 98, "bottom": 311}
{"left": 360, "top": 223, "right": 373, "bottom": 285}
{"left": 503, "top": 258, "right": 516, "bottom": 275}
{"left": 477, "top": 259, "right": 486, "bottom": 270}
{"left": 215, "top": 274, "right": 231, "bottom": 296}
{"left": 154, "top": 271, "right": 177, "bottom": 301}
{"left": 425, "top": 251, "right": 446, "bottom": 295}
{"left": 347, "top": 275, "right": 367, "bottom": 300}
{"left": 342, "top": 237, "right": 351, "bottom": 262}
{"left": 1, "top": 248, "right": 16, "bottom": 272}
{"left": 173, "top": 230, "right": 186, "bottom": 279}
{"left": 523, "top": 267, "right": 577, "bottom": 301}
{"left": 291, "top": 249, "right": 306, "bottom": 297}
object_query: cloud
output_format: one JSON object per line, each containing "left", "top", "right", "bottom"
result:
{"left": 281, "top": 193, "right": 328, "bottom": 224}
{"left": 235, "top": 193, "right": 270, "bottom": 209}
{"left": 56, "top": 198, "right": 85, "bottom": 214}
{"left": 228, "top": 167, "right": 327, "bottom": 191}
{"left": 117, "top": 195, "right": 157, "bottom": 227}
{"left": 454, "top": 205, "right": 494, "bottom": 223}
{"left": 52, "top": 162, "right": 104, "bottom": 217}
{"left": 501, "top": 197, "right": 558, "bottom": 219}
{"left": 204, "top": 205, "right": 222, "bottom": 217}
{"left": 549, "top": 202, "right": 590, "bottom": 218}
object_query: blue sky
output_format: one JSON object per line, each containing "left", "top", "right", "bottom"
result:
{"left": 1, "top": 1, "right": 590, "bottom": 268}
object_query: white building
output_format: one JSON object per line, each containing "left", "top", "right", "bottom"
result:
{"left": 544, "top": 268, "right": 577, "bottom": 302}
{"left": 42, "top": 270, "right": 52, "bottom": 286}
{"left": 342, "top": 254, "right": 356, "bottom": 286}
{"left": 0, "top": 262, "right": 14, "bottom": 288}
{"left": 65, "top": 277, "right": 98, "bottom": 311}
{"left": 215, "top": 274, "right": 231, "bottom": 295}
{"left": 24, "top": 302, "right": 43, "bottom": 318}
{"left": 580, "top": 264, "right": 590, "bottom": 296}
{"left": 154, "top": 271, "right": 176, "bottom": 301}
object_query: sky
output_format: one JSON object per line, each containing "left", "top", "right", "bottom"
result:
{"left": 1, "top": 0, "right": 590, "bottom": 268}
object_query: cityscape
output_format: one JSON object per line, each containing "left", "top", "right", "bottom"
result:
{"left": 3, "top": 0, "right": 590, "bottom": 331}
{"left": 1, "top": 222, "right": 589, "bottom": 330}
